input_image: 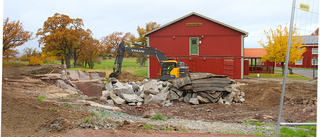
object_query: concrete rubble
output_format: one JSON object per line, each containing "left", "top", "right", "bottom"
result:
{"left": 103, "top": 72, "right": 245, "bottom": 106}
{"left": 37, "top": 69, "right": 245, "bottom": 107}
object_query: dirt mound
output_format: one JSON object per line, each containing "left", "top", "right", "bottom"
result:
{"left": 117, "top": 71, "right": 144, "bottom": 82}
{"left": 1, "top": 89, "right": 90, "bottom": 136}
{"left": 26, "top": 65, "right": 65, "bottom": 76}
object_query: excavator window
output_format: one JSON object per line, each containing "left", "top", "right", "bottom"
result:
{"left": 162, "top": 62, "right": 176, "bottom": 75}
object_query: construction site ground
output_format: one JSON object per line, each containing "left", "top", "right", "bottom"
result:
{"left": 1, "top": 65, "right": 317, "bottom": 137}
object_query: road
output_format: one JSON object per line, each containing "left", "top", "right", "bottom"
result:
{"left": 275, "top": 67, "right": 318, "bottom": 79}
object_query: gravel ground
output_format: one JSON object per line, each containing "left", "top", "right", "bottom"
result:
{"left": 88, "top": 106, "right": 276, "bottom": 136}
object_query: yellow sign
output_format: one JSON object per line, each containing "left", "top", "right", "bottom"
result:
{"left": 186, "top": 23, "right": 202, "bottom": 27}
{"left": 300, "top": 3, "right": 310, "bottom": 11}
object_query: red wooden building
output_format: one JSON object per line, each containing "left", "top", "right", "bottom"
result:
{"left": 275, "top": 35, "right": 318, "bottom": 68}
{"left": 144, "top": 12, "right": 248, "bottom": 79}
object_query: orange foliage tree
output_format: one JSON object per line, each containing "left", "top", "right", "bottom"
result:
{"left": 3, "top": 17, "right": 33, "bottom": 61}
{"left": 100, "top": 31, "right": 132, "bottom": 57}
{"left": 37, "top": 13, "right": 85, "bottom": 68}
{"left": 136, "top": 21, "right": 161, "bottom": 67}
{"left": 3, "top": 49, "right": 19, "bottom": 62}
{"left": 79, "top": 37, "right": 103, "bottom": 69}
{"left": 19, "top": 47, "right": 42, "bottom": 65}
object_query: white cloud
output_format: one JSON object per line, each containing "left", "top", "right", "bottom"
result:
{"left": 4, "top": 0, "right": 318, "bottom": 54}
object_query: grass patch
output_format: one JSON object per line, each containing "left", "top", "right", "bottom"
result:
{"left": 247, "top": 73, "right": 311, "bottom": 80}
{"left": 142, "top": 124, "right": 152, "bottom": 130}
{"left": 49, "top": 107, "right": 60, "bottom": 112}
{"left": 3, "top": 61, "right": 28, "bottom": 68}
{"left": 150, "top": 113, "right": 166, "bottom": 121}
{"left": 37, "top": 95, "right": 46, "bottom": 101}
{"left": 243, "top": 122, "right": 265, "bottom": 126}
{"left": 279, "top": 127, "right": 316, "bottom": 137}
{"left": 279, "top": 121, "right": 316, "bottom": 137}
{"left": 82, "top": 117, "right": 91, "bottom": 123}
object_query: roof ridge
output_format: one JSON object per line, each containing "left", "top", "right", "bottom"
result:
{"left": 143, "top": 12, "right": 248, "bottom": 37}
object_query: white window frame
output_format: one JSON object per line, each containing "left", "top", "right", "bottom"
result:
{"left": 312, "top": 48, "right": 318, "bottom": 54}
{"left": 311, "top": 59, "right": 318, "bottom": 65}
{"left": 295, "top": 59, "right": 303, "bottom": 65}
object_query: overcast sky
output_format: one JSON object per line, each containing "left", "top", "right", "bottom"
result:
{"left": 3, "top": 0, "right": 319, "bottom": 54}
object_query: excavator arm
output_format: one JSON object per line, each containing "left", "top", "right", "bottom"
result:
{"left": 109, "top": 41, "right": 168, "bottom": 78}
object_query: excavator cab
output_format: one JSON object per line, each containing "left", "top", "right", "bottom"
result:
{"left": 160, "top": 60, "right": 189, "bottom": 80}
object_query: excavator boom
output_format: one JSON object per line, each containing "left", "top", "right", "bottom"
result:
{"left": 109, "top": 41, "right": 168, "bottom": 78}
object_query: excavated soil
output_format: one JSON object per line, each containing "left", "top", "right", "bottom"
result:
{"left": 116, "top": 71, "right": 145, "bottom": 82}
{"left": 1, "top": 65, "right": 317, "bottom": 137}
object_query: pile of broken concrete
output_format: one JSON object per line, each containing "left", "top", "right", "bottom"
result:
{"left": 36, "top": 66, "right": 245, "bottom": 107}
{"left": 102, "top": 72, "right": 245, "bottom": 106}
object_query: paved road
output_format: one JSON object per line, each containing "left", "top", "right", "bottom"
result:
{"left": 275, "top": 67, "right": 318, "bottom": 79}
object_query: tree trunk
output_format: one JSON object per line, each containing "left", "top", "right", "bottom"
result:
{"left": 140, "top": 55, "right": 147, "bottom": 68}
{"left": 65, "top": 54, "right": 71, "bottom": 69}
{"left": 73, "top": 57, "right": 78, "bottom": 68}
{"left": 61, "top": 59, "right": 64, "bottom": 65}
{"left": 85, "top": 60, "right": 87, "bottom": 68}
{"left": 89, "top": 57, "right": 94, "bottom": 69}
{"left": 281, "top": 62, "right": 284, "bottom": 75}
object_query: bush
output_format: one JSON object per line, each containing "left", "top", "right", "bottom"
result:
{"left": 150, "top": 113, "right": 166, "bottom": 121}
{"left": 28, "top": 56, "right": 42, "bottom": 65}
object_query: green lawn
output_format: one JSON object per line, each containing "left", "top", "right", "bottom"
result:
{"left": 246, "top": 73, "right": 311, "bottom": 81}
{"left": 48, "top": 58, "right": 148, "bottom": 77}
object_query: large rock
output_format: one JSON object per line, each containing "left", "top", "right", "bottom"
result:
{"left": 222, "top": 91, "right": 236, "bottom": 104}
{"left": 68, "top": 71, "right": 80, "bottom": 81}
{"left": 88, "top": 72, "right": 106, "bottom": 80}
{"left": 144, "top": 92, "right": 168, "bottom": 107}
{"left": 114, "top": 82, "right": 135, "bottom": 97}
{"left": 68, "top": 70, "right": 91, "bottom": 81}
{"left": 131, "top": 82, "right": 140, "bottom": 92}
{"left": 183, "top": 93, "right": 192, "bottom": 103}
{"left": 55, "top": 79, "right": 79, "bottom": 93}
{"left": 170, "top": 87, "right": 184, "bottom": 97}
{"left": 109, "top": 91, "right": 126, "bottom": 105}
{"left": 160, "top": 82, "right": 172, "bottom": 93}
{"left": 168, "top": 91, "right": 179, "bottom": 100}
{"left": 105, "top": 82, "right": 113, "bottom": 91}
{"left": 122, "top": 93, "right": 143, "bottom": 103}
{"left": 102, "top": 90, "right": 110, "bottom": 98}
{"left": 189, "top": 98, "right": 199, "bottom": 105}
{"left": 73, "top": 80, "right": 103, "bottom": 96}
{"left": 78, "top": 71, "right": 91, "bottom": 80}
{"left": 197, "top": 95, "right": 210, "bottom": 103}
{"left": 143, "top": 80, "right": 160, "bottom": 95}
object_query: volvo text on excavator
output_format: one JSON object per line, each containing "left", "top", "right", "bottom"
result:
{"left": 109, "top": 41, "right": 189, "bottom": 80}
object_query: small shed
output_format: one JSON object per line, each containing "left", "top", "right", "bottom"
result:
{"left": 244, "top": 48, "right": 274, "bottom": 75}
{"left": 144, "top": 12, "right": 248, "bottom": 79}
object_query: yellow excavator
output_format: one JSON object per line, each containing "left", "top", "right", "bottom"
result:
{"left": 109, "top": 41, "right": 189, "bottom": 80}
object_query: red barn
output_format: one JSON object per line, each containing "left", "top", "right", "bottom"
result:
{"left": 144, "top": 12, "right": 248, "bottom": 79}
{"left": 275, "top": 35, "right": 318, "bottom": 68}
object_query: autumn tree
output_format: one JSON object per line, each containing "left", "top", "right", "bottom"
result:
{"left": 19, "top": 47, "right": 42, "bottom": 65}
{"left": 100, "top": 31, "right": 132, "bottom": 57}
{"left": 37, "top": 13, "right": 85, "bottom": 68}
{"left": 80, "top": 37, "right": 102, "bottom": 69}
{"left": 3, "top": 49, "right": 19, "bottom": 62}
{"left": 136, "top": 22, "right": 161, "bottom": 67}
{"left": 259, "top": 25, "right": 306, "bottom": 75}
{"left": 3, "top": 17, "right": 33, "bottom": 61}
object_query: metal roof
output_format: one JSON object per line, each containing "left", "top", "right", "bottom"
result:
{"left": 143, "top": 12, "right": 248, "bottom": 37}
{"left": 301, "top": 35, "right": 318, "bottom": 45}
{"left": 244, "top": 48, "right": 266, "bottom": 58}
